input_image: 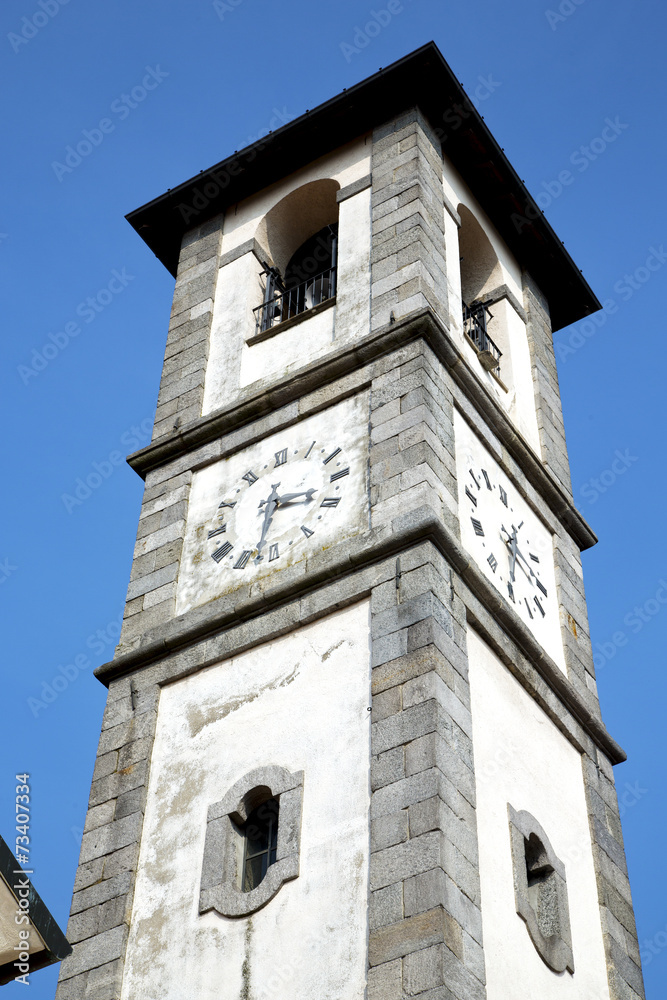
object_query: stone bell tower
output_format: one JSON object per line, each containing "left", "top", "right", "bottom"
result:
{"left": 56, "top": 43, "right": 645, "bottom": 1000}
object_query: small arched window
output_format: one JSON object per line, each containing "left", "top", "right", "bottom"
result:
{"left": 257, "top": 224, "right": 338, "bottom": 332}
{"left": 508, "top": 805, "right": 574, "bottom": 974}
{"left": 242, "top": 797, "right": 279, "bottom": 892}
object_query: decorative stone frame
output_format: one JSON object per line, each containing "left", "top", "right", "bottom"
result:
{"left": 199, "top": 766, "right": 304, "bottom": 918}
{"left": 508, "top": 805, "right": 574, "bottom": 975}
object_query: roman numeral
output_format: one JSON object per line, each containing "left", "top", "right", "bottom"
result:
{"left": 469, "top": 469, "right": 480, "bottom": 490}
{"left": 212, "top": 542, "right": 233, "bottom": 563}
{"left": 242, "top": 470, "right": 258, "bottom": 486}
{"left": 218, "top": 500, "right": 236, "bottom": 509}
{"left": 233, "top": 550, "right": 252, "bottom": 570}
{"left": 482, "top": 469, "right": 492, "bottom": 490}
{"left": 304, "top": 441, "right": 316, "bottom": 459}
{"left": 471, "top": 518, "right": 484, "bottom": 536}
{"left": 534, "top": 596, "right": 545, "bottom": 617}
{"left": 269, "top": 544, "right": 279, "bottom": 562}
{"left": 323, "top": 447, "right": 341, "bottom": 465}
{"left": 530, "top": 553, "right": 540, "bottom": 563}
{"left": 330, "top": 467, "right": 349, "bottom": 482}
{"left": 536, "top": 579, "right": 548, "bottom": 598}
{"left": 301, "top": 525, "right": 314, "bottom": 538}
{"left": 274, "top": 449, "right": 288, "bottom": 467}
{"left": 208, "top": 525, "right": 227, "bottom": 538}
{"left": 507, "top": 581, "right": 515, "bottom": 602}
{"left": 320, "top": 497, "right": 340, "bottom": 508}
{"left": 499, "top": 486, "right": 508, "bottom": 507}
{"left": 487, "top": 553, "right": 498, "bottom": 573}
{"left": 465, "top": 487, "right": 478, "bottom": 507}
{"left": 524, "top": 598, "right": 534, "bottom": 620}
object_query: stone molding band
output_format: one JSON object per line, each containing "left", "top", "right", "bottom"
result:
{"left": 95, "top": 508, "right": 624, "bottom": 766}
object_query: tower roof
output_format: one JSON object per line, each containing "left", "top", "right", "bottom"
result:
{"left": 126, "top": 42, "right": 599, "bottom": 332}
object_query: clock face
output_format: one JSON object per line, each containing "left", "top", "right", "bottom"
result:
{"left": 208, "top": 439, "right": 350, "bottom": 573}
{"left": 175, "top": 395, "right": 369, "bottom": 617}
{"left": 454, "top": 410, "right": 565, "bottom": 671}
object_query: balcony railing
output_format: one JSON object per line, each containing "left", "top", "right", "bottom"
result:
{"left": 254, "top": 266, "right": 337, "bottom": 336}
{"left": 462, "top": 302, "right": 502, "bottom": 373}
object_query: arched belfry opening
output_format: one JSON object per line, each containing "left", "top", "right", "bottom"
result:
{"left": 457, "top": 205, "right": 506, "bottom": 377}
{"left": 254, "top": 179, "right": 340, "bottom": 333}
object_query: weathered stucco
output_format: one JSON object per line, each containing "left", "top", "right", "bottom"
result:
{"left": 119, "top": 602, "right": 372, "bottom": 1000}
{"left": 467, "top": 628, "right": 611, "bottom": 1000}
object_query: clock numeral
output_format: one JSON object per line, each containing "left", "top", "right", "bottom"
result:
{"left": 507, "top": 581, "right": 515, "bottom": 603}
{"left": 524, "top": 597, "right": 534, "bottom": 620}
{"left": 465, "top": 487, "right": 478, "bottom": 508}
{"left": 269, "top": 544, "right": 279, "bottom": 562}
{"left": 274, "top": 449, "right": 288, "bottom": 468}
{"left": 242, "top": 470, "right": 258, "bottom": 486}
{"left": 212, "top": 541, "right": 233, "bottom": 563}
{"left": 530, "top": 553, "right": 540, "bottom": 563}
{"left": 469, "top": 468, "right": 480, "bottom": 490}
{"left": 471, "top": 517, "right": 484, "bottom": 537}
{"left": 321, "top": 497, "right": 340, "bottom": 508}
{"left": 534, "top": 596, "right": 546, "bottom": 617}
{"left": 536, "top": 579, "right": 548, "bottom": 598}
{"left": 218, "top": 500, "right": 237, "bottom": 510}
{"left": 301, "top": 525, "right": 314, "bottom": 538}
{"left": 304, "top": 440, "right": 316, "bottom": 459}
{"left": 330, "top": 467, "right": 349, "bottom": 482}
{"left": 323, "top": 447, "right": 341, "bottom": 465}
{"left": 499, "top": 486, "right": 508, "bottom": 507}
{"left": 487, "top": 553, "right": 498, "bottom": 573}
{"left": 481, "top": 468, "right": 492, "bottom": 490}
{"left": 208, "top": 525, "right": 227, "bottom": 538}
{"left": 233, "top": 550, "right": 252, "bottom": 570}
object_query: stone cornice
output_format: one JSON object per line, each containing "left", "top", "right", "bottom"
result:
{"left": 128, "top": 309, "right": 596, "bottom": 551}
{"left": 95, "top": 507, "right": 623, "bottom": 765}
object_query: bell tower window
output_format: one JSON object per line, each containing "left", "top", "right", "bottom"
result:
{"left": 242, "top": 797, "right": 280, "bottom": 892}
{"left": 255, "top": 224, "right": 338, "bottom": 334}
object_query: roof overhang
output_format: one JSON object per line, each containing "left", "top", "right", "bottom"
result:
{"left": 0, "top": 835, "right": 71, "bottom": 985}
{"left": 126, "top": 41, "right": 600, "bottom": 332}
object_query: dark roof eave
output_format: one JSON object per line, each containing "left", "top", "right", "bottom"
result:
{"left": 126, "top": 42, "right": 600, "bottom": 332}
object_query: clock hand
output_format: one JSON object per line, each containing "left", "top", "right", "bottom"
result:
{"left": 274, "top": 488, "right": 316, "bottom": 505}
{"left": 255, "top": 484, "right": 281, "bottom": 561}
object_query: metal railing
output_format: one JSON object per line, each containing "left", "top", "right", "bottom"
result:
{"left": 254, "top": 266, "right": 337, "bottom": 335}
{"left": 462, "top": 302, "right": 502, "bottom": 373}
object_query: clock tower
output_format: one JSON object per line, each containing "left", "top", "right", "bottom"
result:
{"left": 56, "top": 44, "right": 645, "bottom": 1000}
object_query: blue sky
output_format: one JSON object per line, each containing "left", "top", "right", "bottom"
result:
{"left": 1, "top": 0, "right": 665, "bottom": 995}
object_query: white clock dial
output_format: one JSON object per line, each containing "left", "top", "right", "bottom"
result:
{"left": 175, "top": 395, "right": 369, "bottom": 617}
{"left": 209, "top": 440, "right": 349, "bottom": 572}
{"left": 454, "top": 410, "right": 565, "bottom": 671}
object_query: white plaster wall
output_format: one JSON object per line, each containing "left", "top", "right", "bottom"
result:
{"left": 203, "top": 139, "right": 371, "bottom": 414}
{"left": 120, "top": 601, "right": 372, "bottom": 1000}
{"left": 467, "top": 628, "right": 611, "bottom": 1000}
{"left": 176, "top": 393, "right": 370, "bottom": 617}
